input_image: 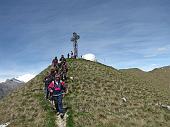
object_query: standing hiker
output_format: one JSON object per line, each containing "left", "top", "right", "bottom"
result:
{"left": 71, "top": 51, "right": 74, "bottom": 58}
{"left": 43, "top": 68, "right": 56, "bottom": 99}
{"left": 48, "top": 74, "right": 66, "bottom": 118}
{"left": 52, "top": 56, "right": 58, "bottom": 68}
{"left": 60, "top": 60, "right": 68, "bottom": 81}
{"left": 60, "top": 55, "right": 66, "bottom": 63}
{"left": 67, "top": 53, "right": 70, "bottom": 59}
{"left": 59, "top": 55, "right": 66, "bottom": 68}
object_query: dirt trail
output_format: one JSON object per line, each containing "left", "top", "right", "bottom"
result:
{"left": 56, "top": 113, "right": 67, "bottom": 127}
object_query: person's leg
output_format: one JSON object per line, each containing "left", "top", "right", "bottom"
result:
{"left": 44, "top": 85, "right": 48, "bottom": 99}
{"left": 61, "top": 73, "right": 64, "bottom": 81}
{"left": 53, "top": 96, "right": 59, "bottom": 112}
{"left": 57, "top": 95, "right": 63, "bottom": 113}
{"left": 46, "top": 88, "right": 49, "bottom": 99}
{"left": 57, "top": 95, "right": 64, "bottom": 118}
{"left": 64, "top": 72, "right": 67, "bottom": 80}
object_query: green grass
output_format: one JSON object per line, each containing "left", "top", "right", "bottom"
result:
{"left": 36, "top": 93, "right": 56, "bottom": 127}
{"left": 120, "top": 67, "right": 170, "bottom": 95}
{"left": 0, "top": 59, "right": 169, "bottom": 127}
{"left": 0, "top": 66, "right": 51, "bottom": 126}
{"left": 66, "top": 59, "right": 170, "bottom": 127}
{"left": 66, "top": 108, "right": 74, "bottom": 127}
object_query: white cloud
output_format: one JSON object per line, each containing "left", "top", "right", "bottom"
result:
{"left": 16, "top": 74, "right": 36, "bottom": 82}
{"left": 144, "top": 54, "right": 157, "bottom": 58}
{"left": 0, "top": 79, "right": 5, "bottom": 83}
{"left": 82, "top": 53, "right": 97, "bottom": 62}
{"left": 144, "top": 47, "right": 169, "bottom": 58}
{"left": 157, "top": 47, "right": 167, "bottom": 52}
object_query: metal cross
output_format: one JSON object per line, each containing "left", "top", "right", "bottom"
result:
{"left": 71, "top": 32, "right": 80, "bottom": 58}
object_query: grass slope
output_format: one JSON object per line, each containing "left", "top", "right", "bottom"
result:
{"left": 120, "top": 66, "right": 170, "bottom": 95}
{"left": 66, "top": 59, "right": 170, "bottom": 127}
{"left": 0, "top": 59, "right": 169, "bottom": 127}
{"left": 0, "top": 66, "right": 56, "bottom": 127}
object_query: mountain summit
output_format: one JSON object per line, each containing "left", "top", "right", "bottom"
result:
{"left": 0, "top": 78, "right": 24, "bottom": 99}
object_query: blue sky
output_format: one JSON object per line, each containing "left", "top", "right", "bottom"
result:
{"left": 0, "top": 0, "right": 170, "bottom": 81}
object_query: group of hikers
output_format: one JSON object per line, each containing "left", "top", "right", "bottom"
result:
{"left": 67, "top": 51, "right": 75, "bottom": 59}
{"left": 43, "top": 55, "right": 68, "bottom": 119}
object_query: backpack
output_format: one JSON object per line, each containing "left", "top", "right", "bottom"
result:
{"left": 51, "top": 81, "right": 66, "bottom": 95}
{"left": 53, "top": 81, "right": 65, "bottom": 91}
{"left": 44, "top": 74, "right": 54, "bottom": 86}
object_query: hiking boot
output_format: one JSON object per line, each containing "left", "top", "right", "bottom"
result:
{"left": 56, "top": 112, "right": 60, "bottom": 115}
{"left": 51, "top": 107, "right": 55, "bottom": 110}
{"left": 60, "top": 113, "right": 64, "bottom": 119}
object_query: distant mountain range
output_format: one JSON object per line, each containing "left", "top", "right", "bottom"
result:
{"left": 0, "top": 78, "right": 24, "bottom": 99}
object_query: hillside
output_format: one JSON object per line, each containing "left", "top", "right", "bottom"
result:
{"left": 66, "top": 59, "right": 170, "bottom": 127}
{"left": 0, "top": 67, "right": 54, "bottom": 126}
{"left": 0, "top": 59, "right": 170, "bottom": 127}
{"left": 120, "top": 66, "right": 170, "bottom": 95}
{"left": 120, "top": 68, "right": 145, "bottom": 75}
{"left": 149, "top": 66, "right": 170, "bottom": 90}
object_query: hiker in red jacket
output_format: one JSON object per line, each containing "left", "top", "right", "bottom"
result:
{"left": 48, "top": 74, "right": 66, "bottom": 118}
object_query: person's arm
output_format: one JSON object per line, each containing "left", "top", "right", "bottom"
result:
{"left": 43, "top": 75, "right": 49, "bottom": 83}
{"left": 48, "top": 81, "right": 54, "bottom": 92}
{"left": 66, "top": 63, "right": 68, "bottom": 72}
{"left": 43, "top": 77, "right": 46, "bottom": 83}
{"left": 52, "top": 59, "right": 54, "bottom": 64}
{"left": 61, "top": 81, "right": 66, "bottom": 92}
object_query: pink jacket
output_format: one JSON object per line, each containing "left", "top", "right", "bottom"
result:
{"left": 48, "top": 81, "right": 65, "bottom": 91}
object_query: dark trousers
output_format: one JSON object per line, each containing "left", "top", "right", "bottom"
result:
{"left": 53, "top": 95, "right": 63, "bottom": 113}
{"left": 61, "top": 73, "right": 67, "bottom": 81}
{"left": 44, "top": 85, "right": 49, "bottom": 99}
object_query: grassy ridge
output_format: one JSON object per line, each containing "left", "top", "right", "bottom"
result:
{"left": 66, "top": 59, "right": 170, "bottom": 127}
{"left": 120, "top": 67, "right": 170, "bottom": 96}
{"left": 0, "top": 59, "right": 169, "bottom": 127}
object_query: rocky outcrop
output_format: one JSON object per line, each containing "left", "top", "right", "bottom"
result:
{"left": 0, "top": 78, "right": 24, "bottom": 99}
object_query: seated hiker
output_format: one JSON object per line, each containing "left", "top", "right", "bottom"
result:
{"left": 52, "top": 56, "right": 58, "bottom": 68}
{"left": 43, "top": 68, "right": 56, "bottom": 99}
{"left": 48, "top": 74, "right": 66, "bottom": 118}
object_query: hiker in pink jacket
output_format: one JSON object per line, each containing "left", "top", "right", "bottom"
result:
{"left": 48, "top": 74, "right": 66, "bottom": 118}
